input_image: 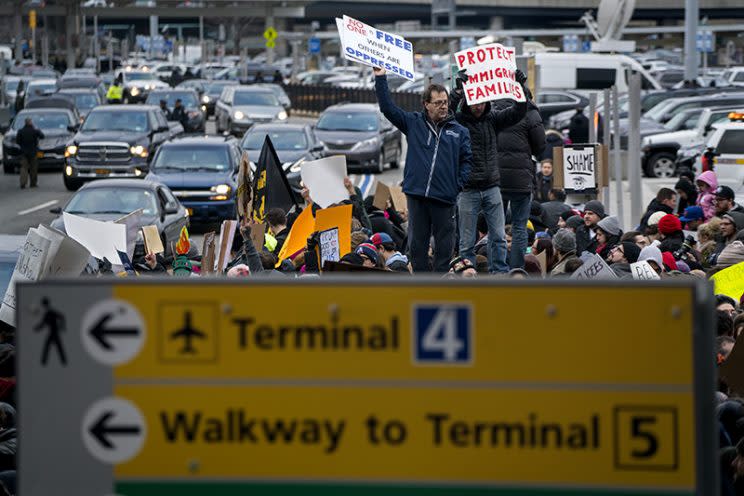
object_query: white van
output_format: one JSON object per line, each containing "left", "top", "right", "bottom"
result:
{"left": 535, "top": 53, "right": 662, "bottom": 93}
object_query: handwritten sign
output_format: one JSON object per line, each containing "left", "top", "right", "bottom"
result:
{"left": 454, "top": 43, "right": 525, "bottom": 105}
{"left": 570, "top": 253, "right": 617, "bottom": 281}
{"left": 562, "top": 146, "right": 597, "bottom": 193}
{"left": 337, "top": 16, "right": 415, "bottom": 81}
{"left": 319, "top": 227, "right": 341, "bottom": 268}
{"left": 710, "top": 261, "right": 744, "bottom": 301}
{"left": 631, "top": 260, "right": 661, "bottom": 281}
{"left": 0, "top": 228, "right": 52, "bottom": 325}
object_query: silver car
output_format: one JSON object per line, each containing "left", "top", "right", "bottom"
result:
{"left": 215, "top": 86, "right": 287, "bottom": 136}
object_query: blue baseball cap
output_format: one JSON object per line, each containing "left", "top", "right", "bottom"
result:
{"left": 679, "top": 206, "right": 704, "bottom": 223}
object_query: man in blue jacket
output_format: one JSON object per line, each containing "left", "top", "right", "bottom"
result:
{"left": 374, "top": 67, "right": 472, "bottom": 272}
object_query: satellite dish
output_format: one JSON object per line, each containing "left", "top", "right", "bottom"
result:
{"left": 596, "top": 0, "right": 636, "bottom": 40}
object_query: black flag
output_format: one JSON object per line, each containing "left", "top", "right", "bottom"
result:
{"left": 251, "top": 135, "right": 298, "bottom": 223}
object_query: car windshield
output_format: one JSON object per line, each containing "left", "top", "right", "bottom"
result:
{"left": 206, "top": 82, "right": 233, "bottom": 96}
{"left": 316, "top": 111, "right": 379, "bottom": 132}
{"left": 153, "top": 146, "right": 231, "bottom": 171}
{"left": 81, "top": 111, "right": 149, "bottom": 132}
{"left": 69, "top": 93, "right": 99, "bottom": 109}
{"left": 27, "top": 83, "right": 56, "bottom": 96}
{"left": 233, "top": 92, "right": 279, "bottom": 106}
{"left": 126, "top": 72, "right": 157, "bottom": 81}
{"left": 4, "top": 79, "right": 20, "bottom": 91}
{"left": 65, "top": 187, "right": 158, "bottom": 215}
{"left": 12, "top": 112, "right": 71, "bottom": 130}
{"left": 646, "top": 99, "right": 681, "bottom": 121}
{"left": 242, "top": 129, "right": 308, "bottom": 151}
{"left": 664, "top": 110, "right": 700, "bottom": 131}
{"left": 146, "top": 92, "right": 198, "bottom": 107}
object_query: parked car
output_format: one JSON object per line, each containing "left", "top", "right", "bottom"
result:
{"left": 115, "top": 70, "right": 169, "bottom": 103}
{"left": 721, "top": 67, "right": 744, "bottom": 87}
{"left": 63, "top": 105, "right": 176, "bottom": 190}
{"left": 215, "top": 86, "right": 287, "bottom": 136}
{"left": 240, "top": 124, "right": 323, "bottom": 198}
{"left": 535, "top": 90, "right": 588, "bottom": 123}
{"left": 314, "top": 103, "right": 402, "bottom": 174}
{"left": 145, "top": 89, "right": 206, "bottom": 133}
{"left": 698, "top": 116, "right": 744, "bottom": 190}
{"left": 145, "top": 136, "right": 242, "bottom": 224}
{"left": 49, "top": 179, "right": 189, "bottom": 259}
{"left": 57, "top": 88, "right": 102, "bottom": 120}
{"left": 2, "top": 108, "right": 79, "bottom": 174}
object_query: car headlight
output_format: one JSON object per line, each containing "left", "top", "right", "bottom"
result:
{"left": 289, "top": 158, "right": 305, "bottom": 173}
{"left": 351, "top": 137, "right": 378, "bottom": 151}
{"left": 202, "top": 95, "right": 210, "bottom": 103}
{"left": 130, "top": 145, "right": 148, "bottom": 158}
{"left": 65, "top": 145, "right": 78, "bottom": 157}
{"left": 211, "top": 184, "right": 231, "bottom": 195}
{"left": 234, "top": 110, "right": 245, "bottom": 120}
{"left": 201, "top": 105, "right": 207, "bottom": 112}
{"left": 277, "top": 110, "right": 288, "bottom": 120}
{"left": 129, "top": 87, "right": 140, "bottom": 96}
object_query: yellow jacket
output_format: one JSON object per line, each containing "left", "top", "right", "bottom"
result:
{"left": 107, "top": 84, "right": 123, "bottom": 101}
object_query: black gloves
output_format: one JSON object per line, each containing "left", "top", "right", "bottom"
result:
{"left": 455, "top": 69, "right": 469, "bottom": 90}
{"left": 515, "top": 69, "right": 527, "bottom": 86}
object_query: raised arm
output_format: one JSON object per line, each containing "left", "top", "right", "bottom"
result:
{"left": 374, "top": 68, "right": 409, "bottom": 135}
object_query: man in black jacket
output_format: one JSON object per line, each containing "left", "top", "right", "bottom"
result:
{"left": 494, "top": 89, "right": 546, "bottom": 268}
{"left": 568, "top": 108, "right": 589, "bottom": 144}
{"left": 449, "top": 70, "right": 527, "bottom": 273}
{"left": 15, "top": 117, "right": 45, "bottom": 189}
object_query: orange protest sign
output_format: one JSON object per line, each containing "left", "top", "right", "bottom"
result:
{"left": 314, "top": 204, "right": 352, "bottom": 258}
{"left": 275, "top": 206, "right": 315, "bottom": 266}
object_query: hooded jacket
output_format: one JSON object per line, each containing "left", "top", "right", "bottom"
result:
{"left": 375, "top": 76, "right": 472, "bottom": 205}
{"left": 449, "top": 90, "right": 527, "bottom": 190}
{"left": 696, "top": 171, "right": 718, "bottom": 221}
{"left": 674, "top": 179, "right": 698, "bottom": 215}
{"left": 385, "top": 252, "right": 410, "bottom": 272}
{"left": 492, "top": 99, "right": 546, "bottom": 195}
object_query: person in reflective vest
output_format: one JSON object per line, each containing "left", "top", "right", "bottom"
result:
{"left": 107, "top": 76, "right": 123, "bottom": 104}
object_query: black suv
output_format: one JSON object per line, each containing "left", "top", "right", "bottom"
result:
{"left": 63, "top": 105, "right": 178, "bottom": 190}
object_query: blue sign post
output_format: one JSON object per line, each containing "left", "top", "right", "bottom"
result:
{"left": 696, "top": 31, "right": 714, "bottom": 53}
{"left": 308, "top": 37, "right": 321, "bottom": 54}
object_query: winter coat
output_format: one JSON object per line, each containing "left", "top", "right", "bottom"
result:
{"left": 493, "top": 100, "right": 546, "bottom": 194}
{"left": 375, "top": 75, "right": 472, "bottom": 205}
{"left": 658, "top": 231, "right": 685, "bottom": 255}
{"left": 15, "top": 124, "right": 45, "bottom": 158}
{"left": 535, "top": 173, "right": 552, "bottom": 202}
{"left": 550, "top": 251, "right": 578, "bottom": 276}
{"left": 541, "top": 130, "right": 564, "bottom": 162}
{"left": 0, "top": 428, "right": 16, "bottom": 472}
{"left": 695, "top": 171, "right": 718, "bottom": 221}
{"left": 639, "top": 199, "right": 674, "bottom": 231}
{"left": 674, "top": 179, "right": 698, "bottom": 215}
{"left": 272, "top": 227, "right": 289, "bottom": 257}
{"left": 575, "top": 224, "right": 598, "bottom": 256}
{"left": 568, "top": 111, "right": 589, "bottom": 144}
{"left": 449, "top": 90, "right": 527, "bottom": 190}
{"left": 542, "top": 201, "right": 572, "bottom": 232}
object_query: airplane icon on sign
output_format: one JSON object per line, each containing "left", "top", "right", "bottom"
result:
{"left": 169, "top": 311, "right": 206, "bottom": 354}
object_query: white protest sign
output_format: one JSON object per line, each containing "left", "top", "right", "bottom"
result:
{"left": 63, "top": 212, "right": 127, "bottom": 263}
{"left": 337, "top": 15, "right": 415, "bottom": 81}
{"left": 0, "top": 228, "right": 52, "bottom": 325}
{"left": 562, "top": 146, "right": 597, "bottom": 192}
{"left": 454, "top": 43, "right": 525, "bottom": 105}
{"left": 301, "top": 155, "right": 350, "bottom": 209}
{"left": 319, "top": 227, "right": 341, "bottom": 268}
{"left": 630, "top": 260, "right": 661, "bottom": 281}
{"left": 36, "top": 225, "right": 90, "bottom": 277}
{"left": 570, "top": 253, "right": 618, "bottom": 280}
{"left": 115, "top": 209, "right": 144, "bottom": 259}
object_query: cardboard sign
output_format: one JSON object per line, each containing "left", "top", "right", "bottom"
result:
{"left": 373, "top": 181, "right": 391, "bottom": 210}
{"left": 141, "top": 225, "right": 164, "bottom": 255}
{"left": 314, "top": 204, "right": 352, "bottom": 258}
{"left": 710, "top": 261, "right": 744, "bottom": 301}
{"left": 389, "top": 185, "right": 407, "bottom": 214}
{"left": 454, "top": 43, "right": 525, "bottom": 105}
{"left": 562, "top": 146, "right": 597, "bottom": 193}
{"left": 275, "top": 206, "right": 315, "bottom": 266}
{"left": 570, "top": 253, "right": 617, "bottom": 280}
{"left": 319, "top": 227, "right": 341, "bottom": 267}
{"left": 630, "top": 260, "right": 661, "bottom": 281}
{"left": 300, "top": 155, "right": 349, "bottom": 209}
{"left": 535, "top": 250, "right": 547, "bottom": 277}
{"left": 216, "top": 220, "right": 238, "bottom": 273}
{"left": 250, "top": 223, "right": 266, "bottom": 253}
{"left": 201, "top": 232, "right": 216, "bottom": 275}
{"left": 337, "top": 15, "right": 415, "bottom": 81}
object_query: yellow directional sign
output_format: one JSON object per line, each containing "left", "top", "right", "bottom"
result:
{"left": 17, "top": 280, "right": 715, "bottom": 496}
{"left": 29, "top": 9, "right": 36, "bottom": 29}
{"left": 266, "top": 40, "right": 276, "bottom": 49}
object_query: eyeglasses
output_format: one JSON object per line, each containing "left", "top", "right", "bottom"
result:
{"left": 428, "top": 99, "right": 448, "bottom": 107}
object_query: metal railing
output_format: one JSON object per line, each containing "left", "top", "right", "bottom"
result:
{"left": 283, "top": 83, "right": 422, "bottom": 115}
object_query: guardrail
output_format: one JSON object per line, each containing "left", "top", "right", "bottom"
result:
{"left": 283, "top": 83, "right": 421, "bottom": 115}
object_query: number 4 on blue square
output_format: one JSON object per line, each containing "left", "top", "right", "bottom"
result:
{"left": 413, "top": 305, "right": 472, "bottom": 364}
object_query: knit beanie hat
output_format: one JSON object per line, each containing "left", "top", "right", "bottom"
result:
{"left": 552, "top": 228, "right": 576, "bottom": 254}
{"left": 648, "top": 211, "right": 666, "bottom": 227}
{"left": 621, "top": 241, "right": 641, "bottom": 264}
{"left": 355, "top": 243, "right": 379, "bottom": 265}
{"left": 566, "top": 215, "right": 584, "bottom": 230}
{"left": 584, "top": 200, "right": 606, "bottom": 218}
{"left": 658, "top": 214, "right": 683, "bottom": 235}
{"left": 596, "top": 216, "right": 621, "bottom": 236}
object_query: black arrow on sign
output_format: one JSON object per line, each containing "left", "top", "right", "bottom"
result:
{"left": 89, "top": 313, "right": 139, "bottom": 351}
{"left": 89, "top": 411, "right": 141, "bottom": 449}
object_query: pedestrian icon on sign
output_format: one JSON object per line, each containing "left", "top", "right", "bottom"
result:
{"left": 170, "top": 311, "right": 206, "bottom": 354}
{"left": 34, "top": 297, "right": 67, "bottom": 366}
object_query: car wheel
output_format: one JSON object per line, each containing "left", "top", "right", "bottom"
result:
{"left": 389, "top": 145, "right": 402, "bottom": 170}
{"left": 3, "top": 160, "right": 14, "bottom": 174}
{"left": 63, "top": 174, "right": 82, "bottom": 191}
{"left": 376, "top": 149, "right": 385, "bottom": 174}
{"left": 646, "top": 152, "right": 677, "bottom": 178}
